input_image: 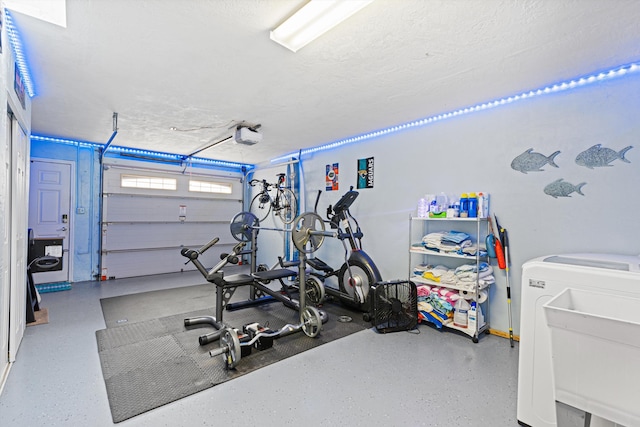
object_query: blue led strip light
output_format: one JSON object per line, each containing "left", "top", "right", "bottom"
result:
{"left": 4, "top": 9, "right": 36, "bottom": 97}
{"left": 31, "top": 135, "right": 100, "bottom": 148}
{"left": 271, "top": 61, "right": 640, "bottom": 163}
{"left": 31, "top": 135, "right": 253, "bottom": 170}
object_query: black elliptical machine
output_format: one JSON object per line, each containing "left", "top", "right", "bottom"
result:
{"left": 304, "top": 187, "right": 382, "bottom": 312}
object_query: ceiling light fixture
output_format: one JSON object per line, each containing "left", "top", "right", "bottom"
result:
{"left": 270, "top": 0, "right": 374, "bottom": 52}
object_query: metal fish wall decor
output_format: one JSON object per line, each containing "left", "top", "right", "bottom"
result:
{"left": 511, "top": 148, "right": 561, "bottom": 173}
{"left": 512, "top": 143, "right": 634, "bottom": 199}
{"left": 543, "top": 179, "right": 586, "bottom": 198}
{"left": 575, "top": 144, "right": 633, "bottom": 169}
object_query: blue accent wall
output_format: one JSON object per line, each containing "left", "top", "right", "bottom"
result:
{"left": 30, "top": 139, "right": 102, "bottom": 282}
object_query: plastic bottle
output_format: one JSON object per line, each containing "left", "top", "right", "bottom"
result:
{"left": 423, "top": 194, "right": 434, "bottom": 213}
{"left": 468, "top": 192, "right": 478, "bottom": 218}
{"left": 453, "top": 298, "right": 471, "bottom": 328}
{"left": 468, "top": 301, "right": 477, "bottom": 331}
{"left": 459, "top": 193, "right": 469, "bottom": 218}
{"left": 435, "top": 192, "right": 448, "bottom": 213}
{"left": 417, "top": 196, "right": 428, "bottom": 218}
{"left": 477, "top": 192, "right": 489, "bottom": 218}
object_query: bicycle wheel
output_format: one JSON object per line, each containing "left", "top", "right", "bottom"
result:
{"left": 250, "top": 192, "right": 272, "bottom": 223}
{"left": 275, "top": 187, "right": 297, "bottom": 224}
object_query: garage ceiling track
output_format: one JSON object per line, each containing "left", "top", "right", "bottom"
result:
{"left": 8, "top": 0, "right": 640, "bottom": 165}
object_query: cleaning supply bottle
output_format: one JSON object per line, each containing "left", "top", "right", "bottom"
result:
{"left": 454, "top": 298, "right": 471, "bottom": 328}
{"left": 468, "top": 301, "right": 477, "bottom": 331}
{"left": 459, "top": 193, "right": 469, "bottom": 218}
{"left": 436, "top": 192, "right": 448, "bottom": 213}
{"left": 477, "top": 192, "right": 489, "bottom": 218}
{"left": 468, "top": 192, "right": 478, "bottom": 218}
{"left": 417, "top": 196, "right": 428, "bottom": 218}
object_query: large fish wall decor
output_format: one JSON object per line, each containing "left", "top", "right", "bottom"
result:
{"left": 511, "top": 148, "right": 561, "bottom": 173}
{"left": 543, "top": 179, "right": 586, "bottom": 198}
{"left": 575, "top": 144, "right": 633, "bottom": 169}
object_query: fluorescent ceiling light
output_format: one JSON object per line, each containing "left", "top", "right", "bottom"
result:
{"left": 271, "top": 0, "right": 374, "bottom": 52}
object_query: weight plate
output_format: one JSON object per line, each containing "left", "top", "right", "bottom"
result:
{"left": 301, "top": 306, "right": 322, "bottom": 338}
{"left": 292, "top": 212, "right": 325, "bottom": 253}
{"left": 230, "top": 211, "right": 259, "bottom": 242}
{"left": 305, "top": 276, "right": 325, "bottom": 305}
{"left": 220, "top": 328, "right": 241, "bottom": 369}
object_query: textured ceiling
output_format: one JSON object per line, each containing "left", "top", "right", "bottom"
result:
{"left": 9, "top": 0, "right": 640, "bottom": 165}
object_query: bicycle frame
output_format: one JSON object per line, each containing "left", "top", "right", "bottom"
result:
{"left": 249, "top": 173, "right": 297, "bottom": 224}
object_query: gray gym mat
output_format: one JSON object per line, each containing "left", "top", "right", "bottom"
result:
{"left": 96, "top": 285, "right": 370, "bottom": 423}
{"left": 99, "top": 283, "right": 215, "bottom": 328}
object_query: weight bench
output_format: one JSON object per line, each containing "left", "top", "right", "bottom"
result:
{"left": 221, "top": 267, "right": 299, "bottom": 313}
{"left": 182, "top": 241, "right": 302, "bottom": 345}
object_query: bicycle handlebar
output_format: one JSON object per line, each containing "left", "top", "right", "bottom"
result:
{"left": 250, "top": 179, "right": 272, "bottom": 188}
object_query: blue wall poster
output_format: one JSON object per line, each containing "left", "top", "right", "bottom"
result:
{"left": 357, "top": 157, "right": 374, "bottom": 189}
{"left": 326, "top": 163, "right": 339, "bottom": 191}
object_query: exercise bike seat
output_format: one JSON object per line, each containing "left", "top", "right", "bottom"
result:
{"left": 306, "top": 258, "right": 333, "bottom": 273}
{"left": 252, "top": 268, "right": 296, "bottom": 282}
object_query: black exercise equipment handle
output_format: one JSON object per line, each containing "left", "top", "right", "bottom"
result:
{"left": 199, "top": 237, "right": 220, "bottom": 254}
{"left": 332, "top": 187, "right": 358, "bottom": 215}
{"left": 181, "top": 237, "right": 220, "bottom": 261}
{"left": 220, "top": 253, "right": 239, "bottom": 265}
{"left": 180, "top": 238, "right": 245, "bottom": 281}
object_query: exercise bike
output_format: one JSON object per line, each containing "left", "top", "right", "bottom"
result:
{"left": 180, "top": 237, "right": 325, "bottom": 368}
{"left": 297, "top": 187, "right": 382, "bottom": 312}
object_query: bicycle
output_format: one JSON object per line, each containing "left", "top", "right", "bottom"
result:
{"left": 249, "top": 173, "right": 298, "bottom": 224}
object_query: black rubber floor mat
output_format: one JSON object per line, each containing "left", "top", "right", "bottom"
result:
{"left": 96, "top": 286, "right": 369, "bottom": 422}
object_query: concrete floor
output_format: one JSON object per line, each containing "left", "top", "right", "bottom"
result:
{"left": 0, "top": 271, "right": 521, "bottom": 426}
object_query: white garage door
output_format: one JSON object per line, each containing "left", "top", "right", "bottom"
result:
{"left": 100, "top": 160, "right": 244, "bottom": 279}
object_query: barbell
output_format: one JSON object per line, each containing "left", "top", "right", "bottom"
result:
{"left": 230, "top": 211, "right": 336, "bottom": 254}
{"left": 208, "top": 306, "right": 324, "bottom": 369}
{"left": 230, "top": 211, "right": 292, "bottom": 242}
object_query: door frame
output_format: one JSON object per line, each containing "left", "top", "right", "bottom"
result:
{"left": 1, "top": 110, "right": 13, "bottom": 389}
{"left": 8, "top": 111, "right": 29, "bottom": 362}
{"left": 29, "top": 157, "right": 75, "bottom": 284}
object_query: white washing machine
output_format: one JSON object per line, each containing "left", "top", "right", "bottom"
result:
{"left": 517, "top": 253, "right": 640, "bottom": 427}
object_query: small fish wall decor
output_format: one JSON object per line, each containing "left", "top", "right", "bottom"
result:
{"left": 511, "top": 148, "right": 561, "bottom": 173}
{"left": 575, "top": 144, "right": 633, "bottom": 169}
{"left": 543, "top": 179, "right": 586, "bottom": 198}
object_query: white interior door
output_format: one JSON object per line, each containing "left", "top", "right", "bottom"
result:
{"left": 0, "top": 112, "right": 12, "bottom": 384}
{"left": 28, "top": 160, "right": 72, "bottom": 284}
{"left": 9, "top": 114, "right": 28, "bottom": 361}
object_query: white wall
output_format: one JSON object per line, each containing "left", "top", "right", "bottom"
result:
{"left": 256, "top": 72, "right": 640, "bottom": 337}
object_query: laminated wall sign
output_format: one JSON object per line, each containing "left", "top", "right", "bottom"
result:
{"left": 326, "top": 163, "right": 339, "bottom": 191}
{"left": 357, "top": 157, "right": 374, "bottom": 189}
